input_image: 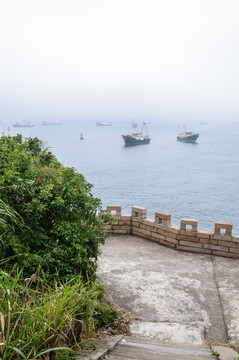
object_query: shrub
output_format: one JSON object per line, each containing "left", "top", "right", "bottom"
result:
{"left": 0, "top": 135, "right": 110, "bottom": 282}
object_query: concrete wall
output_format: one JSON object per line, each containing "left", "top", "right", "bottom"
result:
{"left": 104, "top": 205, "right": 239, "bottom": 259}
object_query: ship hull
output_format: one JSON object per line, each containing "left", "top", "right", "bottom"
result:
{"left": 177, "top": 134, "right": 199, "bottom": 143}
{"left": 122, "top": 135, "right": 150, "bottom": 146}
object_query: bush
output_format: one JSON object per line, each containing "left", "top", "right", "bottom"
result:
{"left": 0, "top": 135, "right": 110, "bottom": 282}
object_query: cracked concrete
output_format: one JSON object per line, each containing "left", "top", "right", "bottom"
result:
{"left": 97, "top": 235, "right": 239, "bottom": 345}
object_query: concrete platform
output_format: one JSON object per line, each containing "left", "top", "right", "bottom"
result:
{"left": 97, "top": 235, "right": 239, "bottom": 345}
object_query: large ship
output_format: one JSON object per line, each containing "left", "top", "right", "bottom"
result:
{"left": 122, "top": 122, "right": 150, "bottom": 146}
{"left": 177, "top": 124, "right": 199, "bottom": 143}
{"left": 13, "top": 121, "right": 34, "bottom": 127}
{"left": 96, "top": 121, "right": 112, "bottom": 126}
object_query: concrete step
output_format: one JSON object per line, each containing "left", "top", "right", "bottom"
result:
{"left": 107, "top": 336, "right": 217, "bottom": 360}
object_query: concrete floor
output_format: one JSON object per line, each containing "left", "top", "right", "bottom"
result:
{"left": 97, "top": 235, "right": 239, "bottom": 345}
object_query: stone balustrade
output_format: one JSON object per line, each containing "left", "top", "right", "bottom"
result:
{"left": 103, "top": 205, "right": 239, "bottom": 259}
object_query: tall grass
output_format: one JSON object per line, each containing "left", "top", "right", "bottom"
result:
{"left": 0, "top": 269, "right": 122, "bottom": 359}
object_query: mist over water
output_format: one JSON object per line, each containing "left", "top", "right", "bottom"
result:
{"left": 2, "top": 119, "right": 239, "bottom": 234}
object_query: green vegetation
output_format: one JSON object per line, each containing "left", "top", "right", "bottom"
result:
{"left": 0, "top": 269, "right": 125, "bottom": 360}
{"left": 231, "top": 343, "right": 239, "bottom": 358}
{"left": 0, "top": 134, "right": 110, "bottom": 282}
{"left": 0, "top": 135, "right": 125, "bottom": 359}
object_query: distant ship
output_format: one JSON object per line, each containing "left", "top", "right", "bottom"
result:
{"left": 122, "top": 122, "right": 150, "bottom": 146}
{"left": 41, "top": 121, "right": 63, "bottom": 125}
{"left": 13, "top": 121, "right": 34, "bottom": 128}
{"left": 177, "top": 125, "right": 199, "bottom": 143}
{"left": 131, "top": 121, "right": 138, "bottom": 128}
{"left": 96, "top": 122, "right": 112, "bottom": 126}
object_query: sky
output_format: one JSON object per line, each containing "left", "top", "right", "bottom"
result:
{"left": 1, "top": 0, "right": 239, "bottom": 122}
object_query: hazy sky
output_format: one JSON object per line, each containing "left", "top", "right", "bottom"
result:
{"left": 1, "top": 0, "right": 239, "bottom": 122}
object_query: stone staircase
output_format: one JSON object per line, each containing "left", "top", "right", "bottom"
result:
{"left": 79, "top": 335, "right": 239, "bottom": 360}
{"left": 106, "top": 336, "right": 217, "bottom": 360}
{"left": 77, "top": 336, "right": 215, "bottom": 360}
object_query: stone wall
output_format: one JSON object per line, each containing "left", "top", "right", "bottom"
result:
{"left": 104, "top": 205, "right": 239, "bottom": 259}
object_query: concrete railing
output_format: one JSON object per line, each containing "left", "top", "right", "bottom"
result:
{"left": 104, "top": 205, "right": 239, "bottom": 259}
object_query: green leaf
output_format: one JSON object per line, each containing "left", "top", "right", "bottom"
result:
{"left": 35, "top": 346, "right": 71, "bottom": 358}
{"left": 10, "top": 346, "right": 28, "bottom": 360}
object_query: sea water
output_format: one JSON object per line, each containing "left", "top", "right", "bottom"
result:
{"left": 2, "top": 119, "right": 239, "bottom": 234}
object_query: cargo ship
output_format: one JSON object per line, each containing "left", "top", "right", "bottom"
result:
{"left": 13, "top": 121, "right": 34, "bottom": 127}
{"left": 96, "top": 121, "right": 112, "bottom": 126}
{"left": 41, "top": 121, "right": 63, "bottom": 125}
{"left": 177, "top": 125, "right": 199, "bottom": 143}
{"left": 122, "top": 122, "right": 150, "bottom": 146}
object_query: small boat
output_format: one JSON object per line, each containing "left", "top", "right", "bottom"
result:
{"left": 96, "top": 122, "right": 112, "bottom": 126}
{"left": 80, "top": 133, "right": 84, "bottom": 140}
{"left": 177, "top": 124, "right": 199, "bottom": 143}
{"left": 122, "top": 122, "right": 150, "bottom": 146}
{"left": 13, "top": 121, "right": 34, "bottom": 128}
{"left": 41, "top": 121, "right": 63, "bottom": 125}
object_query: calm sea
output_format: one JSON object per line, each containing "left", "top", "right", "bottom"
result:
{"left": 2, "top": 119, "right": 239, "bottom": 234}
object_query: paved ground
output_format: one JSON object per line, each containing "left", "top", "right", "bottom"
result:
{"left": 97, "top": 235, "right": 239, "bottom": 345}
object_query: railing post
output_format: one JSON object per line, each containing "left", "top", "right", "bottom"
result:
{"left": 180, "top": 218, "right": 198, "bottom": 233}
{"left": 214, "top": 222, "right": 233, "bottom": 236}
{"left": 132, "top": 206, "right": 147, "bottom": 220}
{"left": 155, "top": 211, "right": 171, "bottom": 226}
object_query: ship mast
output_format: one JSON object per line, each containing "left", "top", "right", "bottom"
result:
{"left": 140, "top": 122, "right": 149, "bottom": 138}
